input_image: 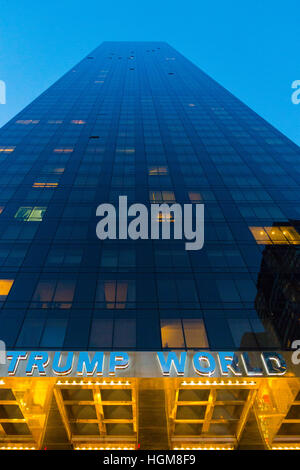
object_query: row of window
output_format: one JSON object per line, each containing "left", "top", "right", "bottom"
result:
{"left": 5, "top": 316, "right": 280, "bottom": 349}
{"left": 0, "top": 277, "right": 261, "bottom": 307}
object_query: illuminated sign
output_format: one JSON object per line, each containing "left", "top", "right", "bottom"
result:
{"left": 0, "top": 351, "right": 290, "bottom": 378}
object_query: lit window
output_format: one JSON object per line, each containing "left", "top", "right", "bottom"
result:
{"left": 183, "top": 319, "right": 209, "bottom": 348}
{"left": 188, "top": 192, "right": 202, "bottom": 203}
{"left": 249, "top": 226, "right": 300, "bottom": 245}
{"left": 249, "top": 227, "right": 271, "bottom": 244}
{"left": 32, "top": 182, "right": 58, "bottom": 188}
{"left": 15, "top": 206, "right": 46, "bottom": 221}
{"left": 0, "top": 147, "right": 15, "bottom": 153}
{"left": 0, "top": 207, "right": 4, "bottom": 215}
{"left": 149, "top": 191, "right": 175, "bottom": 203}
{"left": 53, "top": 148, "right": 73, "bottom": 153}
{"left": 279, "top": 226, "right": 300, "bottom": 244}
{"left": 157, "top": 213, "right": 174, "bottom": 222}
{"left": 0, "top": 279, "right": 14, "bottom": 300}
{"left": 16, "top": 120, "right": 39, "bottom": 124}
{"left": 71, "top": 120, "right": 86, "bottom": 124}
{"left": 148, "top": 166, "right": 168, "bottom": 176}
{"left": 29, "top": 207, "right": 46, "bottom": 221}
{"left": 264, "top": 227, "right": 289, "bottom": 243}
{"left": 161, "top": 319, "right": 185, "bottom": 348}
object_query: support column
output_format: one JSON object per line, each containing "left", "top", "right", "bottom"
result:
{"left": 138, "top": 379, "right": 170, "bottom": 450}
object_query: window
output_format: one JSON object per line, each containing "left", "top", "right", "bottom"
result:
{"left": 90, "top": 319, "right": 113, "bottom": 348}
{"left": 157, "top": 279, "right": 199, "bottom": 305}
{"left": 188, "top": 192, "right": 202, "bottom": 203}
{"left": 40, "top": 319, "right": 67, "bottom": 347}
{"left": 0, "top": 279, "right": 14, "bottom": 300}
{"left": 32, "top": 280, "right": 75, "bottom": 308}
{"left": 161, "top": 318, "right": 209, "bottom": 349}
{"left": 16, "top": 120, "right": 39, "bottom": 125}
{"left": 182, "top": 319, "right": 209, "bottom": 348}
{"left": 228, "top": 319, "right": 257, "bottom": 348}
{"left": 116, "top": 147, "right": 135, "bottom": 154}
{"left": 161, "top": 319, "right": 185, "bottom": 348}
{"left": 249, "top": 226, "right": 300, "bottom": 245}
{"left": 46, "top": 248, "right": 83, "bottom": 266}
{"left": 149, "top": 191, "right": 175, "bottom": 203}
{"left": 1, "top": 223, "right": 38, "bottom": 240}
{"left": 16, "top": 319, "right": 44, "bottom": 347}
{"left": 0, "top": 147, "right": 15, "bottom": 153}
{"left": 71, "top": 120, "right": 85, "bottom": 124}
{"left": 14, "top": 206, "right": 46, "bottom": 221}
{"left": 53, "top": 148, "right": 73, "bottom": 153}
{"left": 41, "top": 165, "right": 65, "bottom": 174}
{"left": 89, "top": 318, "right": 136, "bottom": 348}
{"left": 32, "top": 182, "right": 58, "bottom": 188}
{"left": 0, "top": 246, "right": 27, "bottom": 267}
{"left": 148, "top": 166, "right": 168, "bottom": 176}
{"left": 250, "top": 319, "right": 281, "bottom": 348}
{"left": 100, "top": 248, "right": 135, "bottom": 268}
{"left": 96, "top": 280, "right": 136, "bottom": 309}
{"left": 156, "top": 212, "right": 174, "bottom": 222}
{"left": 113, "top": 319, "right": 136, "bottom": 348}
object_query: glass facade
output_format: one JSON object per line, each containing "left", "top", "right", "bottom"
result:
{"left": 0, "top": 41, "right": 299, "bottom": 352}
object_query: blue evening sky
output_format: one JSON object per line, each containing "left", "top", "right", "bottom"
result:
{"left": 1, "top": 0, "right": 300, "bottom": 144}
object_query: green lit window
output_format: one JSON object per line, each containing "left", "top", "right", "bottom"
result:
{"left": 15, "top": 206, "right": 46, "bottom": 221}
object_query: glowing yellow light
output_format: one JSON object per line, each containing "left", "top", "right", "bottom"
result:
{"left": 53, "top": 148, "right": 73, "bottom": 153}
{"left": 0, "top": 147, "right": 15, "bottom": 152}
{"left": 0, "top": 279, "right": 14, "bottom": 296}
{"left": 33, "top": 182, "right": 58, "bottom": 188}
{"left": 174, "top": 446, "right": 233, "bottom": 450}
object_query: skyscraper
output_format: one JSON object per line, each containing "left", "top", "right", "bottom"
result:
{"left": 0, "top": 42, "right": 299, "bottom": 450}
